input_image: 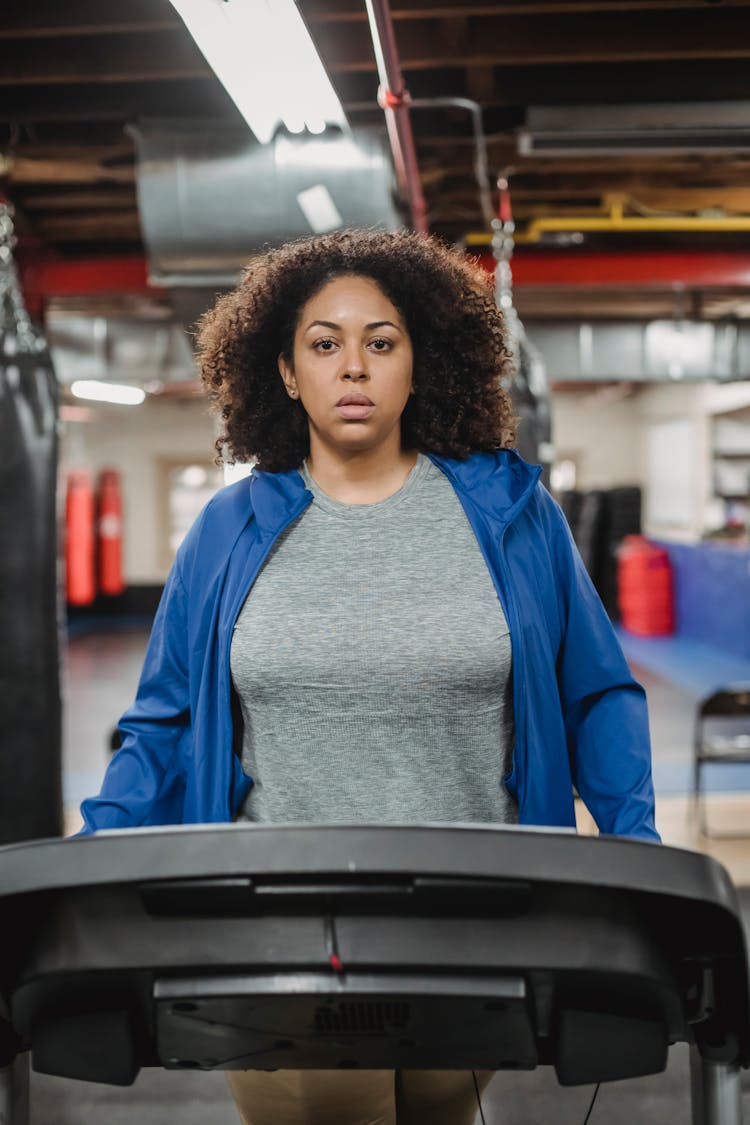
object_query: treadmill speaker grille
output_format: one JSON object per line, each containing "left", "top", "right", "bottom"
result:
{"left": 314, "top": 1002, "right": 410, "bottom": 1034}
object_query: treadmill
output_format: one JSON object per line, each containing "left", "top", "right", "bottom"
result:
{"left": 0, "top": 824, "right": 747, "bottom": 1123}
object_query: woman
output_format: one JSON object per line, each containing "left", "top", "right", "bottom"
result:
{"left": 79, "top": 227, "right": 658, "bottom": 1123}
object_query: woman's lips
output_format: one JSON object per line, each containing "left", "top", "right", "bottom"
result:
{"left": 336, "top": 394, "right": 374, "bottom": 420}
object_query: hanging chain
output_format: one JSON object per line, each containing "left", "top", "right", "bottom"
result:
{"left": 492, "top": 173, "right": 521, "bottom": 381}
{"left": 0, "top": 200, "right": 42, "bottom": 356}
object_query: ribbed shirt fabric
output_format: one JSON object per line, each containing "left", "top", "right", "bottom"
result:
{"left": 231, "top": 453, "right": 516, "bottom": 825}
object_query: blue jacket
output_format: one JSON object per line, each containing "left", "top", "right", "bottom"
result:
{"left": 80, "top": 451, "right": 659, "bottom": 840}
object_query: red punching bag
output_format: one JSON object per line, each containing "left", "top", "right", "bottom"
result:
{"left": 97, "top": 468, "right": 125, "bottom": 596}
{"left": 617, "top": 535, "right": 674, "bottom": 637}
{"left": 65, "top": 469, "right": 96, "bottom": 606}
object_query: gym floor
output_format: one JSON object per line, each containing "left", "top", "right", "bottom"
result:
{"left": 44, "top": 624, "right": 750, "bottom": 1124}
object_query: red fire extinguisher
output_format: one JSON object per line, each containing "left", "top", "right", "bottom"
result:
{"left": 97, "top": 468, "right": 125, "bottom": 597}
{"left": 65, "top": 470, "right": 96, "bottom": 606}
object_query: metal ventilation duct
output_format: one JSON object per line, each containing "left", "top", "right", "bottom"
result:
{"left": 526, "top": 319, "right": 750, "bottom": 381}
{"left": 130, "top": 121, "right": 403, "bottom": 288}
{"left": 517, "top": 101, "right": 750, "bottom": 156}
{"left": 45, "top": 309, "right": 197, "bottom": 388}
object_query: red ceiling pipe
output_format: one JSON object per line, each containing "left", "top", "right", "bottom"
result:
{"left": 364, "top": 0, "right": 428, "bottom": 236}
{"left": 18, "top": 251, "right": 750, "bottom": 320}
{"left": 20, "top": 256, "right": 163, "bottom": 320}
{"left": 472, "top": 249, "right": 750, "bottom": 289}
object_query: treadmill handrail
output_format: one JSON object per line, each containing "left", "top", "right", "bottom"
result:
{"left": 0, "top": 824, "right": 739, "bottom": 917}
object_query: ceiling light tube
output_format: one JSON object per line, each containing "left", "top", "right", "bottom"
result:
{"left": 169, "top": 0, "right": 347, "bottom": 144}
{"left": 70, "top": 380, "right": 146, "bottom": 406}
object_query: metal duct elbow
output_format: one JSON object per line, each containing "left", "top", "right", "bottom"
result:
{"left": 128, "top": 121, "right": 404, "bottom": 288}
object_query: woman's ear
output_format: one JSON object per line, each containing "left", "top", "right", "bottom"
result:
{"left": 277, "top": 353, "right": 299, "bottom": 400}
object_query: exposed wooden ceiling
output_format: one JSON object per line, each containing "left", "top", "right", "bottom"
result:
{"left": 2, "top": 0, "right": 750, "bottom": 319}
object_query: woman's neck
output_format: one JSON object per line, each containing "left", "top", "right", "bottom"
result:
{"left": 305, "top": 444, "right": 418, "bottom": 504}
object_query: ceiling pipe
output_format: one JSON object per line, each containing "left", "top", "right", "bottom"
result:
{"left": 23, "top": 251, "right": 750, "bottom": 300}
{"left": 516, "top": 194, "right": 750, "bottom": 243}
{"left": 409, "top": 97, "right": 496, "bottom": 232}
{"left": 364, "top": 0, "right": 428, "bottom": 236}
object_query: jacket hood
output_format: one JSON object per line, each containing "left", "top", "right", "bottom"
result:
{"left": 426, "top": 450, "right": 542, "bottom": 525}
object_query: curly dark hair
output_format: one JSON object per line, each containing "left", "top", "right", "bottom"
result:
{"left": 196, "top": 227, "right": 515, "bottom": 471}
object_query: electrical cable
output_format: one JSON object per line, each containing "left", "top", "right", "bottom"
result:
{"left": 472, "top": 1073, "right": 599, "bottom": 1124}
{"left": 472, "top": 1070, "right": 487, "bottom": 1125}
{"left": 582, "top": 1082, "right": 601, "bottom": 1124}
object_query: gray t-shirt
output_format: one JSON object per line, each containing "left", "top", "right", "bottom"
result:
{"left": 231, "top": 453, "right": 517, "bottom": 825}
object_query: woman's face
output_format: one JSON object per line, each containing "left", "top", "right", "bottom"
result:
{"left": 278, "top": 274, "right": 414, "bottom": 459}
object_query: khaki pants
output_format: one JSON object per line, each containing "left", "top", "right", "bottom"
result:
{"left": 227, "top": 1068, "right": 494, "bottom": 1125}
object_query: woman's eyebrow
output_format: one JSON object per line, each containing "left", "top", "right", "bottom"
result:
{"left": 304, "top": 319, "right": 403, "bottom": 333}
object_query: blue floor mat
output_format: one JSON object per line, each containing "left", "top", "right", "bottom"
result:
{"left": 615, "top": 628, "right": 750, "bottom": 700}
{"left": 616, "top": 627, "right": 750, "bottom": 796}
{"left": 652, "top": 760, "right": 750, "bottom": 796}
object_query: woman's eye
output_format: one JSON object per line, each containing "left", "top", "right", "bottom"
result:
{"left": 313, "top": 338, "right": 337, "bottom": 352}
{"left": 370, "top": 337, "right": 392, "bottom": 351}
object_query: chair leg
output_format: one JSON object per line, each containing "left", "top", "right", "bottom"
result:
{"left": 693, "top": 758, "right": 708, "bottom": 837}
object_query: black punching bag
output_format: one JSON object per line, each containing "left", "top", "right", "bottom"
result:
{"left": 0, "top": 204, "right": 62, "bottom": 843}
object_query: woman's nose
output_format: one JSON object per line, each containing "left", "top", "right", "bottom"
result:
{"left": 341, "top": 346, "right": 367, "bottom": 379}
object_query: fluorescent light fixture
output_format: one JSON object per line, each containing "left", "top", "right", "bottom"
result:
{"left": 169, "top": 0, "right": 347, "bottom": 144}
{"left": 518, "top": 102, "right": 750, "bottom": 156}
{"left": 71, "top": 380, "right": 146, "bottom": 406}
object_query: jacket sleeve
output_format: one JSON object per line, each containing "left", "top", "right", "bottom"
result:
{"left": 77, "top": 559, "right": 191, "bottom": 833}
{"left": 545, "top": 493, "right": 660, "bottom": 841}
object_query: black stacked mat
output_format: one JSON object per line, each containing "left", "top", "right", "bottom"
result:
{"left": 560, "top": 487, "right": 642, "bottom": 620}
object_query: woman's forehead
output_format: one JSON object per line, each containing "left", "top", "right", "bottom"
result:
{"left": 299, "top": 274, "right": 404, "bottom": 325}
